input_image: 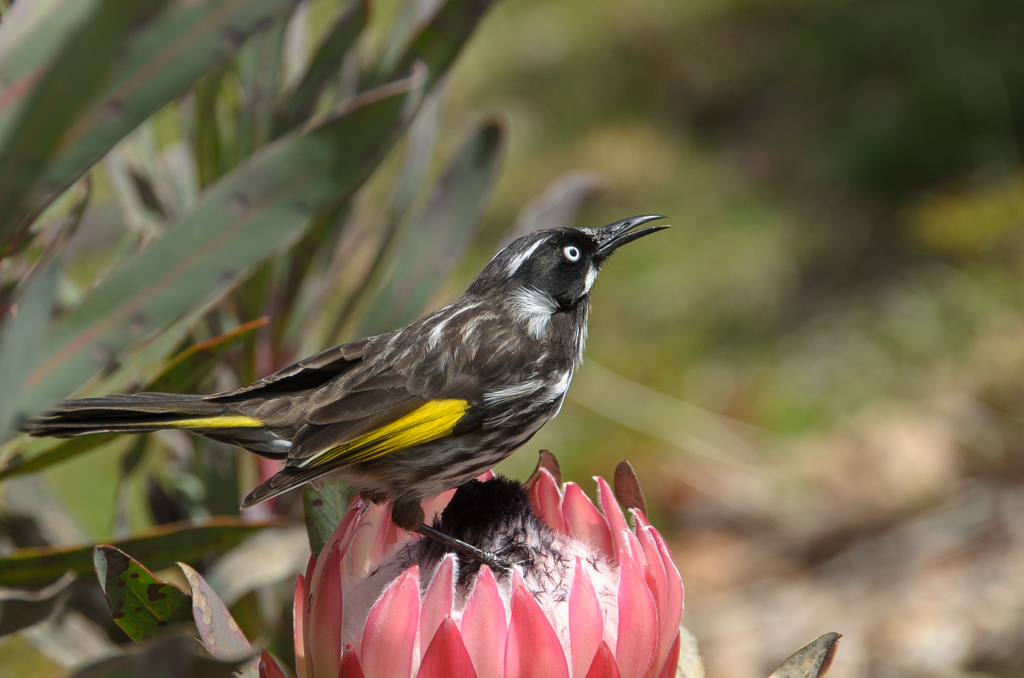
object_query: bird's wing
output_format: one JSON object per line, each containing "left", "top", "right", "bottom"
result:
{"left": 205, "top": 338, "right": 371, "bottom": 403}
{"left": 284, "top": 370, "right": 477, "bottom": 469}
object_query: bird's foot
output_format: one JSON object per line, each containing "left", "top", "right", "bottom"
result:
{"left": 416, "top": 524, "right": 515, "bottom": 573}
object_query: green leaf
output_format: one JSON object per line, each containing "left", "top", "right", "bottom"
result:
{"left": 358, "top": 116, "right": 505, "bottom": 335}
{"left": 0, "top": 434, "right": 116, "bottom": 484}
{"left": 148, "top": 317, "right": 269, "bottom": 393}
{"left": 380, "top": 0, "right": 498, "bottom": 91}
{"left": 179, "top": 563, "right": 257, "bottom": 678}
{"left": 0, "top": 517, "right": 277, "bottom": 586}
{"left": 25, "top": 0, "right": 301, "bottom": 228}
{"left": 0, "top": 0, "right": 171, "bottom": 253}
{"left": 277, "top": 0, "right": 368, "bottom": 134}
{"left": 17, "top": 69, "right": 425, "bottom": 419}
{"left": 303, "top": 482, "right": 356, "bottom": 556}
{"left": 93, "top": 546, "right": 193, "bottom": 643}
{"left": 67, "top": 633, "right": 243, "bottom": 678}
{"left": 0, "top": 257, "right": 60, "bottom": 443}
{"left": 0, "top": 296, "right": 226, "bottom": 482}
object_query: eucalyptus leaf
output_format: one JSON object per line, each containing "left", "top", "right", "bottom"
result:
{"left": 0, "top": 517, "right": 276, "bottom": 586}
{"left": 26, "top": 0, "right": 301, "bottom": 227}
{"left": 0, "top": 257, "right": 60, "bottom": 444}
{"left": 358, "top": 116, "right": 505, "bottom": 335}
{"left": 17, "top": 69, "right": 425, "bottom": 420}
{"left": 380, "top": 0, "right": 498, "bottom": 91}
{"left": 277, "top": 0, "right": 368, "bottom": 134}
{"left": 0, "top": 0, "right": 170, "bottom": 252}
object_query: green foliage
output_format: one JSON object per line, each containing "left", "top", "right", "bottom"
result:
{"left": 0, "top": 517, "right": 273, "bottom": 586}
{"left": 93, "top": 546, "right": 192, "bottom": 642}
{"left": 0, "top": 0, "right": 509, "bottom": 669}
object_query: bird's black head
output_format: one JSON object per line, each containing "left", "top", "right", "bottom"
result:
{"left": 468, "top": 215, "right": 668, "bottom": 312}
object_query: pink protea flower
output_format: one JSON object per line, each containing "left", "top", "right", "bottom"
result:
{"left": 285, "top": 455, "right": 683, "bottom": 678}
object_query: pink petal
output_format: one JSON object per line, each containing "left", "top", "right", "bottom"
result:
{"left": 584, "top": 641, "right": 622, "bottom": 678}
{"left": 597, "top": 477, "right": 630, "bottom": 559}
{"left": 340, "top": 645, "right": 365, "bottom": 678}
{"left": 629, "top": 508, "right": 651, "bottom": 530}
{"left": 360, "top": 566, "right": 420, "bottom": 678}
{"left": 530, "top": 468, "right": 565, "bottom": 533}
{"left": 343, "top": 504, "right": 388, "bottom": 580}
{"left": 323, "top": 495, "right": 366, "bottom": 560}
{"left": 373, "top": 508, "right": 405, "bottom": 562}
{"left": 652, "top": 529, "right": 684, "bottom": 671}
{"left": 460, "top": 566, "right": 507, "bottom": 678}
{"left": 636, "top": 528, "right": 668, "bottom": 676}
{"left": 420, "top": 555, "right": 456, "bottom": 660}
{"left": 616, "top": 549, "right": 657, "bottom": 678}
{"left": 562, "top": 482, "right": 613, "bottom": 557}
{"left": 504, "top": 572, "right": 569, "bottom": 678}
{"left": 293, "top": 573, "right": 309, "bottom": 678}
{"left": 569, "top": 558, "right": 603, "bottom": 678}
{"left": 655, "top": 631, "right": 681, "bottom": 678}
{"left": 301, "top": 554, "right": 315, "bottom": 678}
{"left": 260, "top": 650, "right": 288, "bottom": 678}
{"left": 624, "top": 530, "right": 659, "bottom": 610}
{"left": 309, "top": 543, "right": 343, "bottom": 678}
{"left": 417, "top": 617, "right": 479, "bottom": 678}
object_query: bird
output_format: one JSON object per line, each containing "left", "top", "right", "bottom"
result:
{"left": 21, "top": 215, "right": 668, "bottom": 567}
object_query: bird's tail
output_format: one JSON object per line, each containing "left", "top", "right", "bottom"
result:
{"left": 18, "top": 393, "right": 283, "bottom": 455}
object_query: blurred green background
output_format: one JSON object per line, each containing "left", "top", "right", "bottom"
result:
{"left": 2, "top": 0, "right": 1024, "bottom": 675}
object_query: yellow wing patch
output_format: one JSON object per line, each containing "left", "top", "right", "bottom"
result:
{"left": 297, "top": 399, "right": 469, "bottom": 469}
{"left": 174, "top": 415, "right": 263, "bottom": 429}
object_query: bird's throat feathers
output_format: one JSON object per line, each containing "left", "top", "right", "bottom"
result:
{"left": 504, "top": 287, "right": 590, "bottom": 363}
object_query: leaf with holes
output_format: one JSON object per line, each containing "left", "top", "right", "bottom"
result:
{"left": 93, "top": 546, "right": 193, "bottom": 642}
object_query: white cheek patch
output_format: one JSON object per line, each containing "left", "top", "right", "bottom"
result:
{"left": 583, "top": 264, "right": 598, "bottom": 293}
{"left": 506, "top": 238, "right": 545, "bottom": 277}
{"left": 509, "top": 286, "right": 559, "bottom": 338}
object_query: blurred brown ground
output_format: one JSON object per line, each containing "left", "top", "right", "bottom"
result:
{"left": 455, "top": 0, "right": 1024, "bottom": 675}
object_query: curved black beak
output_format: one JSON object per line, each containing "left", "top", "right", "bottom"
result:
{"left": 593, "top": 214, "right": 669, "bottom": 259}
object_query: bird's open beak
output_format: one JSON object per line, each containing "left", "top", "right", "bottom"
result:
{"left": 593, "top": 214, "right": 669, "bottom": 259}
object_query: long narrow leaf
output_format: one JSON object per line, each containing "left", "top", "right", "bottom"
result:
{"left": 24, "top": 0, "right": 301, "bottom": 229}
{"left": 0, "top": 258, "right": 59, "bottom": 443}
{"left": 0, "top": 517, "right": 277, "bottom": 586}
{"left": 358, "top": 116, "right": 505, "bottom": 335}
{"left": 0, "top": 302, "right": 255, "bottom": 481}
{"left": 0, "top": 0, "right": 170, "bottom": 252}
{"left": 277, "top": 0, "right": 368, "bottom": 134}
{"left": 17, "top": 69, "right": 425, "bottom": 419}
{"left": 379, "top": 0, "right": 498, "bottom": 91}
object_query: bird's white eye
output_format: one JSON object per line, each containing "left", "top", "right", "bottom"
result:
{"left": 563, "top": 245, "right": 580, "bottom": 262}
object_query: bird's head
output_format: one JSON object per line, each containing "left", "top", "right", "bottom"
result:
{"left": 469, "top": 215, "right": 669, "bottom": 315}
